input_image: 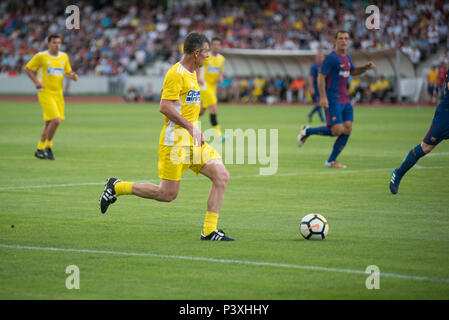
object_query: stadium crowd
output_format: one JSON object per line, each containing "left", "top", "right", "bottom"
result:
{"left": 1, "top": 0, "right": 449, "bottom": 79}
{"left": 123, "top": 73, "right": 395, "bottom": 105}
{"left": 215, "top": 73, "right": 395, "bottom": 104}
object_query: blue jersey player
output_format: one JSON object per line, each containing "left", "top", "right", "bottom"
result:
{"left": 297, "top": 30, "right": 375, "bottom": 168}
{"left": 390, "top": 68, "right": 449, "bottom": 194}
{"left": 307, "top": 52, "right": 325, "bottom": 123}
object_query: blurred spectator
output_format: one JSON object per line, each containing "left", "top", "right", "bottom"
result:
{"left": 354, "top": 75, "right": 372, "bottom": 103}
{"left": 123, "top": 84, "right": 140, "bottom": 102}
{"left": 143, "top": 83, "right": 160, "bottom": 102}
{"left": 286, "top": 76, "right": 306, "bottom": 103}
{"left": 274, "top": 74, "right": 286, "bottom": 102}
{"left": 251, "top": 75, "right": 266, "bottom": 102}
{"left": 217, "top": 75, "right": 233, "bottom": 102}
{"left": 263, "top": 77, "right": 278, "bottom": 104}
{"left": 231, "top": 75, "right": 241, "bottom": 103}
{"left": 437, "top": 62, "right": 447, "bottom": 100}
{"left": 370, "top": 75, "right": 391, "bottom": 102}
{"left": 427, "top": 65, "right": 439, "bottom": 103}
{"left": 2, "top": 0, "right": 448, "bottom": 77}
{"left": 348, "top": 76, "right": 361, "bottom": 104}
{"left": 239, "top": 76, "right": 251, "bottom": 103}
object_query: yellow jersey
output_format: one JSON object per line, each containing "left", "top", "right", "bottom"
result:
{"left": 159, "top": 62, "right": 201, "bottom": 146}
{"left": 428, "top": 70, "right": 438, "bottom": 85}
{"left": 202, "top": 54, "right": 225, "bottom": 87}
{"left": 26, "top": 50, "right": 72, "bottom": 94}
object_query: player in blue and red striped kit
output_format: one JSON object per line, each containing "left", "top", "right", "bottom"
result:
{"left": 307, "top": 52, "right": 325, "bottom": 123}
{"left": 297, "top": 30, "right": 375, "bottom": 168}
{"left": 390, "top": 68, "right": 449, "bottom": 194}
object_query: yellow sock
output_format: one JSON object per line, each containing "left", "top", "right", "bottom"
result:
{"left": 212, "top": 125, "right": 222, "bottom": 137}
{"left": 114, "top": 181, "right": 134, "bottom": 196}
{"left": 37, "top": 141, "right": 45, "bottom": 150}
{"left": 45, "top": 140, "right": 53, "bottom": 148}
{"left": 202, "top": 211, "right": 219, "bottom": 236}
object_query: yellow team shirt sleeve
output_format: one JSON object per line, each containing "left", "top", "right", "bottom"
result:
{"left": 64, "top": 55, "right": 72, "bottom": 74}
{"left": 161, "top": 69, "right": 182, "bottom": 100}
{"left": 26, "top": 53, "right": 42, "bottom": 71}
{"left": 220, "top": 56, "right": 226, "bottom": 73}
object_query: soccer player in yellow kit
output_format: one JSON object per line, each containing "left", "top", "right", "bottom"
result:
{"left": 99, "top": 33, "right": 234, "bottom": 241}
{"left": 197, "top": 37, "right": 227, "bottom": 141}
{"left": 24, "top": 34, "right": 79, "bottom": 160}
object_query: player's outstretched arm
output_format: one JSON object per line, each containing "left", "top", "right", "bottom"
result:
{"left": 24, "top": 67, "right": 43, "bottom": 89}
{"left": 350, "top": 61, "right": 376, "bottom": 76}
{"left": 160, "top": 99, "right": 204, "bottom": 146}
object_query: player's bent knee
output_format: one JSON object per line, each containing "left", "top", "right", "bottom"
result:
{"left": 213, "top": 167, "right": 230, "bottom": 188}
{"left": 51, "top": 117, "right": 62, "bottom": 125}
{"left": 331, "top": 125, "right": 344, "bottom": 136}
{"left": 420, "top": 142, "right": 435, "bottom": 154}
{"left": 160, "top": 191, "right": 178, "bottom": 202}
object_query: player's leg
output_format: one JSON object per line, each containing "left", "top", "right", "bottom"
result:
{"left": 208, "top": 103, "right": 226, "bottom": 141}
{"left": 318, "top": 106, "right": 325, "bottom": 122}
{"left": 35, "top": 121, "right": 50, "bottom": 159}
{"left": 42, "top": 117, "right": 61, "bottom": 160}
{"left": 297, "top": 104, "right": 336, "bottom": 147}
{"left": 390, "top": 143, "right": 433, "bottom": 195}
{"left": 99, "top": 145, "right": 184, "bottom": 213}
{"left": 390, "top": 110, "right": 449, "bottom": 194}
{"left": 325, "top": 121, "right": 350, "bottom": 168}
{"left": 199, "top": 158, "right": 234, "bottom": 240}
{"left": 36, "top": 93, "right": 59, "bottom": 159}
{"left": 100, "top": 177, "right": 180, "bottom": 214}
{"left": 129, "top": 179, "right": 180, "bottom": 202}
{"left": 325, "top": 104, "right": 353, "bottom": 168}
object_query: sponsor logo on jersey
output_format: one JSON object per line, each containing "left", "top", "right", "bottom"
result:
{"left": 185, "top": 90, "right": 201, "bottom": 104}
{"left": 46, "top": 66, "right": 64, "bottom": 76}
{"left": 339, "top": 70, "right": 350, "bottom": 78}
{"left": 431, "top": 137, "right": 437, "bottom": 142}
{"left": 207, "top": 66, "right": 221, "bottom": 74}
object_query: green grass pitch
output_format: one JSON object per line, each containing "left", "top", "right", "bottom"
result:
{"left": 0, "top": 101, "right": 448, "bottom": 299}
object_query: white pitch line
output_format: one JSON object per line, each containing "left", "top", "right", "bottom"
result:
{"left": 1, "top": 166, "right": 448, "bottom": 191}
{"left": 425, "top": 152, "right": 449, "bottom": 157}
{"left": 1, "top": 243, "right": 448, "bottom": 285}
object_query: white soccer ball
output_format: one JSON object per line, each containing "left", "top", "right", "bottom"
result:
{"left": 299, "top": 213, "right": 329, "bottom": 240}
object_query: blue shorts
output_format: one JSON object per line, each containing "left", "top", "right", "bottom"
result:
{"left": 423, "top": 105, "right": 449, "bottom": 145}
{"left": 325, "top": 103, "right": 353, "bottom": 127}
{"left": 312, "top": 93, "right": 320, "bottom": 104}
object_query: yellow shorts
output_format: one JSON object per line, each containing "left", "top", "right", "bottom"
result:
{"left": 158, "top": 142, "right": 222, "bottom": 181}
{"left": 38, "top": 91, "right": 65, "bottom": 121}
{"left": 200, "top": 85, "right": 217, "bottom": 109}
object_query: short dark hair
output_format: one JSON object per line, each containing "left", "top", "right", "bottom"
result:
{"left": 211, "top": 37, "right": 222, "bottom": 43}
{"left": 335, "top": 30, "right": 350, "bottom": 39}
{"left": 184, "top": 32, "right": 209, "bottom": 54}
{"left": 48, "top": 34, "right": 61, "bottom": 43}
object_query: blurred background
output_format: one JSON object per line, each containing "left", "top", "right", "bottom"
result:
{"left": 0, "top": 0, "right": 448, "bottom": 104}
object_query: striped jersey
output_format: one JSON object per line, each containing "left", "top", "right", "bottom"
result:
{"left": 320, "top": 51, "right": 354, "bottom": 104}
{"left": 159, "top": 62, "right": 201, "bottom": 146}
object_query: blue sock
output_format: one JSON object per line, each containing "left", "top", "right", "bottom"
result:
{"left": 396, "top": 144, "right": 425, "bottom": 176}
{"left": 327, "top": 134, "right": 350, "bottom": 162}
{"left": 306, "top": 126, "right": 332, "bottom": 136}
